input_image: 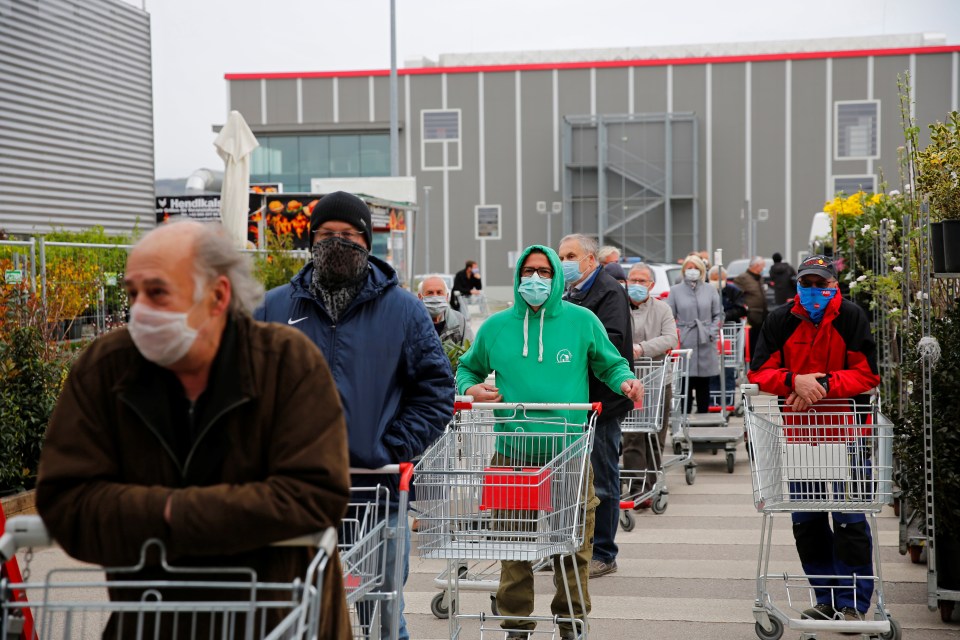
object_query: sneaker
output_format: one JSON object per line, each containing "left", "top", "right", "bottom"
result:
{"left": 588, "top": 558, "right": 617, "bottom": 578}
{"left": 801, "top": 603, "right": 836, "bottom": 620}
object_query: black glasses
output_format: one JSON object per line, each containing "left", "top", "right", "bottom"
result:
{"left": 798, "top": 278, "right": 834, "bottom": 288}
{"left": 315, "top": 229, "right": 364, "bottom": 241}
{"left": 520, "top": 266, "right": 554, "bottom": 278}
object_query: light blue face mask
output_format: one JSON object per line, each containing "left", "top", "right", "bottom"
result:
{"left": 561, "top": 259, "right": 583, "bottom": 285}
{"left": 519, "top": 274, "right": 552, "bottom": 306}
{"left": 628, "top": 283, "right": 649, "bottom": 303}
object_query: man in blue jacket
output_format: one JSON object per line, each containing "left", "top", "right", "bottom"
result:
{"left": 255, "top": 191, "right": 454, "bottom": 640}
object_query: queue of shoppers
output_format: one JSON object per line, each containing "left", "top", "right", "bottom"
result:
{"left": 29, "top": 185, "right": 884, "bottom": 640}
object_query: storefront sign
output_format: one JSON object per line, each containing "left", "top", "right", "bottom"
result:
{"left": 155, "top": 196, "right": 221, "bottom": 224}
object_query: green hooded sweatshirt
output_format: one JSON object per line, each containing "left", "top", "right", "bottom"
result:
{"left": 456, "top": 245, "right": 635, "bottom": 462}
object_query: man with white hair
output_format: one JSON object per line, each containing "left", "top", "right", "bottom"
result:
{"left": 734, "top": 255, "right": 769, "bottom": 356}
{"left": 597, "top": 245, "right": 621, "bottom": 266}
{"left": 37, "top": 220, "right": 353, "bottom": 638}
{"left": 418, "top": 275, "right": 473, "bottom": 345}
{"left": 558, "top": 233, "right": 634, "bottom": 579}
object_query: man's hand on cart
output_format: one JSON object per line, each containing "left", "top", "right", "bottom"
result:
{"left": 787, "top": 371, "right": 828, "bottom": 411}
{"left": 464, "top": 383, "right": 502, "bottom": 402}
{"left": 621, "top": 378, "right": 644, "bottom": 404}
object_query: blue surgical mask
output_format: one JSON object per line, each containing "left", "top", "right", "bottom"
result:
{"left": 519, "top": 275, "right": 552, "bottom": 307}
{"left": 797, "top": 284, "right": 837, "bottom": 323}
{"left": 628, "top": 284, "right": 649, "bottom": 303}
{"left": 561, "top": 259, "right": 583, "bottom": 285}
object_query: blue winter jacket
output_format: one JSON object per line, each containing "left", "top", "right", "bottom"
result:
{"left": 254, "top": 256, "right": 454, "bottom": 494}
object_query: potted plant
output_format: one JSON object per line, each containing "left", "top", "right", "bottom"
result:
{"left": 915, "top": 110, "right": 960, "bottom": 273}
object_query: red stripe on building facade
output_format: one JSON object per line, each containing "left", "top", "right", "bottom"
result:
{"left": 224, "top": 45, "right": 960, "bottom": 81}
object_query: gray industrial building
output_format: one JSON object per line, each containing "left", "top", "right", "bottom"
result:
{"left": 226, "top": 33, "right": 960, "bottom": 288}
{"left": 0, "top": 0, "right": 154, "bottom": 235}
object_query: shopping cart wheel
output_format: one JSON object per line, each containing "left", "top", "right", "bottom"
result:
{"left": 651, "top": 494, "right": 668, "bottom": 515}
{"left": 939, "top": 600, "right": 956, "bottom": 623}
{"left": 431, "top": 592, "right": 452, "bottom": 619}
{"left": 726, "top": 451, "right": 736, "bottom": 473}
{"left": 620, "top": 509, "right": 636, "bottom": 532}
{"left": 753, "top": 616, "right": 783, "bottom": 640}
{"left": 685, "top": 465, "right": 697, "bottom": 485}
{"left": 878, "top": 617, "right": 902, "bottom": 639}
{"left": 490, "top": 594, "right": 500, "bottom": 616}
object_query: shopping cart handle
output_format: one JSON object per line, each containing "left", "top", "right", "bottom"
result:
{"left": 741, "top": 383, "right": 760, "bottom": 397}
{"left": 454, "top": 400, "right": 473, "bottom": 411}
{"left": 0, "top": 515, "right": 51, "bottom": 561}
{"left": 592, "top": 402, "right": 603, "bottom": 415}
{"left": 619, "top": 500, "right": 635, "bottom": 510}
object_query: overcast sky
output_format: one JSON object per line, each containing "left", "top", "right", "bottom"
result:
{"left": 137, "top": 0, "right": 960, "bottom": 180}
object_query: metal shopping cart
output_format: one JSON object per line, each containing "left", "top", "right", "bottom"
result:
{"left": 663, "top": 349, "right": 698, "bottom": 485}
{"left": 0, "top": 515, "right": 338, "bottom": 640}
{"left": 741, "top": 385, "right": 901, "bottom": 640}
{"left": 618, "top": 357, "right": 672, "bottom": 531}
{"left": 709, "top": 320, "right": 748, "bottom": 414}
{"left": 415, "top": 401, "right": 599, "bottom": 640}
{"left": 341, "top": 464, "right": 413, "bottom": 640}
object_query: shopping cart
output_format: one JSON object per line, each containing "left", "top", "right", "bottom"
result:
{"left": 0, "top": 515, "right": 338, "bottom": 640}
{"left": 415, "top": 401, "right": 598, "bottom": 639}
{"left": 709, "top": 320, "right": 748, "bottom": 414}
{"left": 741, "top": 384, "right": 901, "bottom": 640}
{"left": 662, "top": 349, "right": 698, "bottom": 485}
{"left": 341, "top": 464, "right": 413, "bottom": 640}
{"left": 619, "top": 357, "right": 672, "bottom": 530}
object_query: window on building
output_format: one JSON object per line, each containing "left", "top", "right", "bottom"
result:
{"left": 832, "top": 174, "right": 877, "bottom": 196}
{"left": 421, "top": 109, "right": 462, "bottom": 171}
{"left": 250, "top": 133, "right": 391, "bottom": 191}
{"left": 835, "top": 100, "right": 880, "bottom": 160}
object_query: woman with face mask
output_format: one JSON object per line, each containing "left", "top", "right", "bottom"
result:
{"left": 667, "top": 255, "right": 723, "bottom": 413}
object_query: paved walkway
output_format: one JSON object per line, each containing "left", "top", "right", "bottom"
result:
{"left": 405, "top": 429, "right": 955, "bottom": 639}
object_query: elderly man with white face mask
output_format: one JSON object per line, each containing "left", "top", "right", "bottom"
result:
{"left": 418, "top": 275, "right": 473, "bottom": 346}
{"left": 36, "top": 219, "right": 353, "bottom": 639}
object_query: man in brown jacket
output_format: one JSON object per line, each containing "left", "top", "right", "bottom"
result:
{"left": 734, "top": 255, "right": 769, "bottom": 356}
{"left": 36, "top": 220, "right": 352, "bottom": 639}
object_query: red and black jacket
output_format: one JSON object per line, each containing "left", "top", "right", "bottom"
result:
{"left": 747, "top": 293, "right": 880, "bottom": 398}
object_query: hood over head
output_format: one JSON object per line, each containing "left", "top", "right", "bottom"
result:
{"left": 512, "top": 245, "right": 565, "bottom": 317}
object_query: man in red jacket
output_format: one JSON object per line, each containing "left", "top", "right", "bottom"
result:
{"left": 748, "top": 255, "right": 880, "bottom": 623}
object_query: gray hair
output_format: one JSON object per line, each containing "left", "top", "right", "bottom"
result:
{"left": 194, "top": 224, "right": 265, "bottom": 316}
{"left": 417, "top": 274, "right": 449, "bottom": 296}
{"left": 628, "top": 262, "right": 654, "bottom": 281}
{"left": 749, "top": 255, "right": 766, "bottom": 269}
{"left": 597, "top": 245, "right": 620, "bottom": 261}
{"left": 708, "top": 265, "right": 727, "bottom": 280}
{"left": 559, "top": 233, "right": 598, "bottom": 258}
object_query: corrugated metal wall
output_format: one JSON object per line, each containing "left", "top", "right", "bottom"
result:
{"left": 0, "top": 0, "right": 154, "bottom": 235}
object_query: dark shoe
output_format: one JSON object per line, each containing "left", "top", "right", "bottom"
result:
{"left": 558, "top": 631, "right": 579, "bottom": 640}
{"left": 801, "top": 603, "right": 836, "bottom": 620}
{"left": 588, "top": 558, "right": 617, "bottom": 578}
{"left": 837, "top": 607, "right": 864, "bottom": 633}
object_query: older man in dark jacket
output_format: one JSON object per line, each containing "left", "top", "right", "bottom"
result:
{"left": 37, "top": 220, "right": 352, "bottom": 639}
{"left": 255, "top": 191, "right": 454, "bottom": 640}
{"left": 559, "top": 233, "right": 634, "bottom": 579}
{"left": 734, "top": 256, "right": 769, "bottom": 356}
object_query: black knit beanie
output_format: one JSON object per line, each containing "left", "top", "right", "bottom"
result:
{"left": 309, "top": 191, "right": 373, "bottom": 247}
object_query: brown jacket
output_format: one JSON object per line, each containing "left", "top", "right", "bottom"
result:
{"left": 734, "top": 270, "right": 769, "bottom": 329}
{"left": 36, "top": 314, "right": 352, "bottom": 639}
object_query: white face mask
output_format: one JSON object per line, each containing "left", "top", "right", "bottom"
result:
{"left": 684, "top": 268, "right": 701, "bottom": 282}
{"left": 127, "top": 303, "right": 201, "bottom": 367}
{"left": 422, "top": 295, "right": 449, "bottom": 318}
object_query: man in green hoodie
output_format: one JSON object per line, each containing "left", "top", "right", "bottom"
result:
{"left": 457, "top": 245, "right": 644, "bottom": 640}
